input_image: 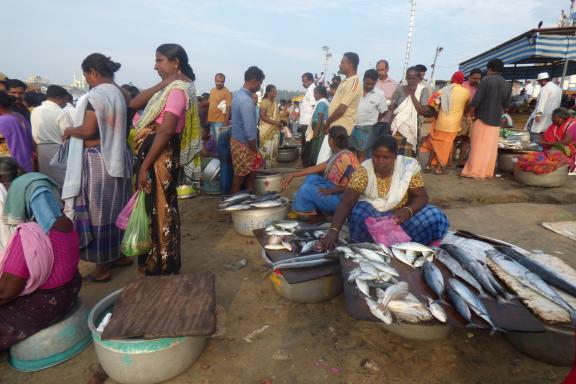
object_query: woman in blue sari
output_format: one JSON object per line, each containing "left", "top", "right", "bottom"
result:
{"left": 318, "top": 134, "right": 449, "bottom": 249}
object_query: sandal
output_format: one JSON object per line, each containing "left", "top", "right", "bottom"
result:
{"left": 434, "top": 168, "right": 446, "bottom": 175}
{"left": 82, "top": 273, "right": 112, "bottom": 283}
{"left": 423, "top": 167, "right": 432, "bottom": 173}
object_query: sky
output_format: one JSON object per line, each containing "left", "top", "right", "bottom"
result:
{"left": 1, "top": 0, "right": 570, "bottom": 93}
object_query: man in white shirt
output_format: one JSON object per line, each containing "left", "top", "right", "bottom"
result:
{"left": 299, "top": 72, "right": 316, "bottom": 166}
{"left": 30, "top": 85, "right": 72, "bottom": 186}
{"left": 63, "top": 93, "right": 76, "bottom": 124}
{"left": 351, "top": 69, "right": 387, "bottom": 161}
{"left": 526, "top": 72, "right": 562, "bottom": 143}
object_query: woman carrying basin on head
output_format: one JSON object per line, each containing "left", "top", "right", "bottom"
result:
{"left": 318, "top": 135, "right": 449, "bottom": 250}
{"left": 129, "top": 43, "right": 201, "bottom": 276}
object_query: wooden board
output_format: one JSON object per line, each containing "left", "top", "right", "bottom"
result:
{"left": 542, "top": 221, "right": 576, "bottom": 242}
{"left": 102, "top": 273, "right": 216, "bottom": 340}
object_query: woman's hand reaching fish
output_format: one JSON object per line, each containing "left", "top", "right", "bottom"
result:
{"left": 316, "top": 230, "right": 338, "bottom": 252}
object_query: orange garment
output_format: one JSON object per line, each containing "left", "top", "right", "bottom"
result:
{"left": 207, "top": 87, "right": 232, "bottom": 123}
{"left": 420, "top": 120, "right": 457, "bottom": 167}
{"left": 461, "top": 119, "right": 499, "bottom": 179}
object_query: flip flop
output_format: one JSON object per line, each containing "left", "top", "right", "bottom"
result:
{"left": 423, "top": 167, "right": 432, "bottom": 174}
{"left": 82, "top": 274, "right": 112, "bottom": 283}
{"left": 111, "top": 258, "right": 134, "bottom": 269}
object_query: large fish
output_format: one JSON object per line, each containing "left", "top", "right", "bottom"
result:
{"left": 442, "top": 244, "right": 502, "bottom": 300}
{"left": 250, "top": 200, "right": 284, "bottom": 208}
{"left": 425, "top": 297, "right": 447, "bottom": 323}
{"left": 366, "top": 298, "right": 393, "bottom": 324}
{"left": 386, "top": 295, "right": 433, "bottom": 323}
{"left": 495, "top": 246, "right": 576, "bottom": 298}
{"left": 272, "top": 258, "right": 335, "bottom": 270}
{"left": 486, "top": 250, "right": 576, "bottom": 322}
{"left": 448, "top": 278, "right": 501, "bottom": 333}
{"left": 434, "top": 247, "right": 485, "bottom": 295}
{"left": 393, "top": 242, "right": 435, "bottom": 253}
{"left": 220, "top": 192, "right": 253, "bottom": 208}
{"left": 221, "top": 204, "right": 252, "bottom": 211}
{"left": 422, "top": 261, "right": 445, "bottom": 300}
{"left": 446, "top": 284, "right": 472, "bottom": 323}
{"left": 375, "top": 282, "right": 409, "bottom": 308}
{"left": 351, "top": 247, "right": 387, "bottom": 264}
{"left": 391, "top": 248, "right": 414, "bottom": 268}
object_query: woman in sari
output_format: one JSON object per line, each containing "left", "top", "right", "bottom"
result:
{"left": 259, "top": 84, "right": 283, "bottom": 168}
{"left": 307, "top": 86, "right": 330, "bottom": 166}
{"left": 390, "top": 67, "right": 432, "bottom": 157}
{"left": 420, "top": 71, "right": 470, "bottom": 174}
{"left": 281, "top": 126, "right": 359, "bottom": 219}
{"left": 318, "top": 135, "right": 449, "bottom": 249}
{"left": 0, "top": 160, "right": 80, "bottom": 351}
{"left": 0, "top": 91, "right": 35, "bottom": 172}
{"left": 129, "top": 43, "right": 200, "bottom": 276}
{"left": 62, "top": 53, "right": 132, "bottom": 283}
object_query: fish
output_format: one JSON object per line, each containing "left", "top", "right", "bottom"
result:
{"left": 300, "top": 240, "right": 317, "bottom": 254}
{"left": 281, "top": 241, "right": 292, "bottom": 252}
{"left": 352, "top": 247, "right": 387, "bottom": 263}
{"left": 405, "top": 250, "right": 418, "bottom": 264}
{"left": 448, "top": 278, "right": 501, "bottom": 333}
{"left": 355, "top": 278, "right": 370, "bottom": 296}
{"left": 273, "top": 258, "right": 335, "bottom": 269}
{"left": 366, "top": 298, "right": 393, "bottom": 324}
{"left": 222, "top": 192, "right": 252, "bottom": 204}
{"left": 265, "top": 244, "right": 289, "bottom": 251}
{"left": 313, "top": 230, "right": 327, "bottom": 239}
{"left": 486, "top": 250, "right": 576, "bottom": 321}
{"left": 266, "top": 229, "right": 293, "bottom": 237}
{"left": 442, "top": 244, "right": 502, "bottom": 301}
{"left": 375, "top": 282, "right": 409, "bottom": 308}
{"left": 272, "top": 253, "right": 329, "bottom": 267}
{"left": 358, "top": 260, "right": 389, "bottom": 279}
{"left": 386, "top": 298, "right": 433, "bottom": 323}
{"left": 377, "top": 244, "right": 392, "bottom": 256}
{"left": 434, "top": 247, "right": 485, "bottom": 295}
{"left": 367, "top": 280, "right": 396, "bottom": 290}
{"left": 485, "top": 266, "right": 516, "bottom": 301}
{"left": 393, "top": 242, "right": 434, "bottom": 253}
{"left": 251, "top": 193, "right": 281, "bottom": 203}
{"left": 274, "top": 220, "right": 300, "bottom": 230}
{"left": 336, "top": 246, "right": 357, "bottom": 259}
{"left": 267, "top": 235, "right": 283, "bottom": 245}
{"left": 425, "top": 297, "right": 447, "bottom": 323}
{"left": 495, "top": 246, "right": 576, "bottom": 298}
{"left": 422, "top": 261, "right": 445, "bottom": 299}
{"left": 413, "top": 256, "right": 426, "bottom": 268}
{"left": 219, "top": 194, "right": 254, "bottom": 208}
{"left": 366, "top": 260, "right": 399, "bottom": 277}
{"left": 221, "top": 204, "right": 252, "bottom": 211}
{"left": 250, "top": 200, "right": 284, "bottom": 208}
{"left": 391, "top": 247, "right": 414, "bottom": 268}
{"left": 353, "top": 242, "right": 385, "bottom": 252}
{"left": 446, "top": 285, "right": 472, "bottom": 323}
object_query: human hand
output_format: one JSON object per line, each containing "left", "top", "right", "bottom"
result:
{"left": 281, "top": 174, "right": 294, "bottom": 190}
{"left": 316, "top": 230, "right": 339, "bottom": 252}
{"left": 138, "top": 167, "right": 151, "bottom": 193}
{"left": 391, "top": 207, "right": 412, "bottom": 225}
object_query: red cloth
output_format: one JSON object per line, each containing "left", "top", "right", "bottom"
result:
{"left": 451, "top": 71, "right": 465, "bottom": 85}
{"left": 543, "top": 117, "right": 576, "bottom": 145}
{"left": 516, "top": 151, "right": 570, "bottom": 175}
{"left": 3, "top": 229, "right": 80, "bottom": 290}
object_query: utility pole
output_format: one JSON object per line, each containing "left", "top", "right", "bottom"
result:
{"left": 430, "top": 46, "right": 443, "bottom": 86}
{"left": 322, "top": 46, "right": 332, "bottom": 86}
{"left": 403, "top": 0, "right": 417, "bottom": 81}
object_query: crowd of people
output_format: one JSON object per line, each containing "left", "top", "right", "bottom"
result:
{"left": 1, "top": 42, "right": 570, "bottom": 352}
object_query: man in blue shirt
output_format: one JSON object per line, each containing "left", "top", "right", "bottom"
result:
{"left": 231, "top": 66, "right": 265, "bottom": 193}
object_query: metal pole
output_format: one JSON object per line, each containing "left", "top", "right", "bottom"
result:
{"left": 560, "top": 34, "right": 572, "bottom": 90}
{"left": 402, "top": 0, "right": 417, "bottom": 81}
{"left": 430, "top": 46, "right": 443, "bottom": 86}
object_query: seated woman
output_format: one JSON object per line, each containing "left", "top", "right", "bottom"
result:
{"left": 281, "top": 126, "right": 359, "bottom": 219}
{"left": 318, "top": 135, "right": 449, "bottom": 249}
{"left": 0, "top": 159, "right": 80, "bottom": 351}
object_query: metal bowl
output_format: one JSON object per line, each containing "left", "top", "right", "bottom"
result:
{"left": 269, "top": 271, "right": 343, "bottom": 303}
{"left": 231, "top": 197, "right": 289, "bottom": 236}
{"left": 514, "top": 165, "right": 569, "bottom": 187}
{"left": 88, "top": 289, "right": 208, "bottom": 384}
{"left": 202, "top": 158, "right": 220, "bottom": 182}
{"left": 497, "top": 153, "right": 518, "bottom": 173}
{"left": 254, "top": 173, "right": 284, "bottom": 195}
{"left": 504, "top": 323, "right": 574, "bottom": 366}
{"left": 277, "top": 146, "right": 299, "bottom": 163}
{"left": 9, "top": 298, "right": 92, "bottom": 372}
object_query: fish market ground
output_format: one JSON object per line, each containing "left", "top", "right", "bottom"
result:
{"left": 1, "top": 172, "right": 574, "bottom": 384}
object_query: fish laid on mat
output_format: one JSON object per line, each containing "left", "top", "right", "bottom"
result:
{"left": 447, "top": 284, "right": 472, "bottom": 323}
{"left": 422, "top": 260, "right": 445, "bottom": 299}
{"left": 448, "top": 278, "right": 501, "bottom": 333}
{"left": 434, "top": 247, "right": 485, "bottom": 295}
{"left": 425, "top": 297, "right": 447, "bottom": 323}
{"left": 366, "top": 298, "right": 393, "bottom": 324}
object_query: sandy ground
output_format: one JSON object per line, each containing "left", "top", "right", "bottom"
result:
{"left": 1, "top": 171, "right": 574, "bottom": 384}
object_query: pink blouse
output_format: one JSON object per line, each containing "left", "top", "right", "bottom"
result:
{"left": 3, "top": 229, "right": 80, "bottom": 290}
{"left": 154, "top": 89, "right": 187, "bottom": 134}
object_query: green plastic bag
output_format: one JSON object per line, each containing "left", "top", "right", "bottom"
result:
{"left": 121, "top": 191, "right": 152, "bottom": 256}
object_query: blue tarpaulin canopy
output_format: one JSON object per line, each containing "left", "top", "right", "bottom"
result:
{"left": 459, "top": 27, "right": 576, "bottom": 80}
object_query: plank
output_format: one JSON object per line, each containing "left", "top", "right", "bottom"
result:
{"left": 101, "top": 273, "right": 216, "bottom": 340}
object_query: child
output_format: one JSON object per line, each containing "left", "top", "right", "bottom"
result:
{"left": 201, "top": 123, "right": 218, "bottom": 158}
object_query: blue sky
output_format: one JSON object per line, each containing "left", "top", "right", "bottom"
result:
{"left": 1, "top": 0, "right": 569, "bottom": 93}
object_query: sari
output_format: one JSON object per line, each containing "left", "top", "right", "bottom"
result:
{"left": 391, "top": 84, "right": 425, "bottom": 158}
{"left": 0, "top": 112, "right": 34, "bottom": 172}
{"left": 347, "top": 157, "right": 449, "bottom": 245}
{"left": 542, "top": 117, "right": 576, "bottom": 162}
{"left": 259, "top": 99, "right": 280, "bottom": 169}
{"left": 134, "top": 80, "right": 199, "bottom": 275}
{"left": 292, "top": 150, "right": 359, "bottom": 215}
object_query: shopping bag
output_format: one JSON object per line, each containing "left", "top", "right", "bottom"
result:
{"left": 49, "top": 140, "right": 70, "bottom": 170}
{"left": 364, "top": 215, "right": 411, "bottom": 246}
{"left": 120, "top": 191, "right": 152, "bottom": 256}
{"left": 116, "top": 191, "right": 138, "bottom": 230}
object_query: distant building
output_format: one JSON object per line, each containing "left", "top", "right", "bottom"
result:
{"left": 71, "top": 72, "right": 88, "bottom": 91}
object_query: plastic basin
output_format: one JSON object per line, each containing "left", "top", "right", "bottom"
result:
{"left": 88, "top": 289, "right": 208, "bottom": 384}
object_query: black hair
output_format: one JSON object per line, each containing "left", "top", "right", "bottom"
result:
{"left": 487, "top": 58, "right": 504, "bottom": 73}
{"left": 81, "top": 53, "right": 121, "bottom": 78}
{"left": 414, "top": 64, "right": 427, "bottom": 73}
{"left": 46, "top": 85, "right": 69, "bottom": 99}
{"left": 329, "top": 82, "right": 338, "bottom": 90}
{"left": 264, "top": 84, "right": 276, "bottom": 98}
{"left": 215, "top": 73, "right": 225, "bottom": 80}
{"left": 202, "top": 123, "right": 211, "bottom": 131}
{"left": 302, "top": 72, "right": 314, "bottom": 81}
{"left": 372, "top": 134, "right": 398, "bottom": 155}
{"left": 197, "top": 96, "right": 203, "bottom": 102}
{"left": 5, "top": 79, "right": 26, "bottom": 90}
{"left": 24, "top": 92, "right": 42, "bottom": 108}
{"left": 156, "top": 44, "right": 196, "bottom": 81}
{"left": 552, "top": 107, "right": 571, "bottom": 120}
{"left": 376, "top": 59, "right": 389, "bottom": 69}
{"left": 0, "top": 157, "right": 25, "bottom": 180}
{"left": 343, "top": 52, "right": 360, "bottom": 71}
{"left": 315, "top": 85, "right": 328, "bottom": 98}
{"left": 279, "top": 99, "right": 287, "bottom": 105}
{"left": 469, "top": 68, "right": 482, "bottom": 77}
{"left": 0, "top": 91, "right": 15, "bottom": 109}
{"left": 363, "top": 69, "right": 378, "bottom": 82}
{"left": 244, "top": 66, "right": 265, "bottom": 82}
{"left": 406, "top": 66, "right": 419, "bottom": 76}
{"left": 328, "top": 126, "right": 349, "bottom": 149}
{"left": 65, "top": 93, "right": 74, "bottom": 103}
{"left": 38, "top": 93, "right": 47, "bottom": 103}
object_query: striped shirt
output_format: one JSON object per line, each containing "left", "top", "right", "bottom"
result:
{"left": 328, "top": 74, "right": 363, "bottom": 134}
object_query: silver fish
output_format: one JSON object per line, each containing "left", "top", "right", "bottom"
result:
{"left": 376, "top": 282, "right": 409, "bottom": 308}
{"left": 266, "top": 229, "right": 293, "bottom": 237}
{"left": 275, "top": 221, "right": 300, "bottom": 230}
{"left": 442, "top": 244, "right": 501, "bottom": 300}
{"left": 272, "top": 258, "right": 333, "bottom": 270}
{"left": 366, "top": 260, "right": 399, "bottom": 277}
{"left": 413, "top": 256, "right": 426, "bottom": 268}
{"left": 391, "top": 248, "right": 414, "bottom": 268}
{"left": 265, "top": 244, "right": 289, "bottom": 251}
{"left": 313, "top": 230, "right": 327, "bottom": 239}
{"left": 423, "top": 260, "right": 445, "bottom": 299}
{"left": 377, "top": 244, "right": 392, "bottom": 256}
{"left": 485, "top": 265, "right": 516, "bottom": 301}
{"left": 353, "top": 247, "right": 387, "bottom": 263}
{"left": 387, "top": 298, "right": 433, "bottom": 323}
{"left": 425, "top": 297, "right": 447, "bottom": 323}
{"left": 267, "top": 235, "right": 283, "bottom": 245}
{"left": 487, "top": 250, "right": 576, "bottom": 320}
{"left": 222, "top": 204, "right": 251, "bottom": 211}
{"left": 366, "top": 298, "right": 393, "bottom": 324}
{"left": 250, "top": 200, "right": 283, "bottom": 208}
{"left": 300, "top": 240, "right": 317, "bottom": 254}
{"left": 393, "top": 242, "right": 434, "bottom": 253}
{"left": 434, "top": 247, "right": 485, "bottom": 295}
{"left": 355, "top": 278, "right": 370, "bottom": 296}
{"left": 281, "top": 241, "right": 292, "bottom": 252}
{"left": 448, "top": 278, "right": 500, "bottom": 332}
{"left": 446, "top": 285, "right": 472, "bottom": 322}
{"left": 221, "top": 192, "right": 252, "bottom": 204}
{"left": 336, "top": 246, "right": 357, "bottom": 259}
{"left": 272, "top": 253, "right": 329, "bottom": 268}
{"left": 406, "top": 250, "right": 418, "bottom": 264}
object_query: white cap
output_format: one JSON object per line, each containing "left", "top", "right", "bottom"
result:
{"left": 537, "top": 72, "right": 550, "bottom": 81}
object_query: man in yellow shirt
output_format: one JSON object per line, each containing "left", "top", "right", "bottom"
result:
{"left": 207, "top": 73, "right": 232, "bottom": 140}
{"left": 325, "top": 52, "right": 363, "bottom": 136}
